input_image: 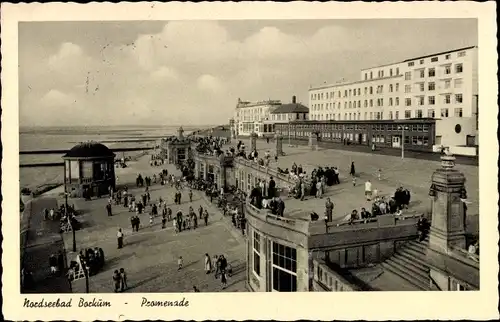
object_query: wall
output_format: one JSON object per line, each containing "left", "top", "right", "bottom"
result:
{"left": 246, "top": 205, "right": 310, "bottom": 292}
{"left": 309, "top": 215, "right": 421, "bottom": 268}
{"left": 312, "top": 259, "right": 361, "bottom": 291}
{"left": 425, "top": 247, "right": 479, "bottom": 290}
{"left": 435, "top": 117, "right": 476, "bottom": 147}
{"left": 233, "top": 158, "right": 293, "bottom": 194}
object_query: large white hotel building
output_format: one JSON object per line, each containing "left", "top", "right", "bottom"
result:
{"left": 308, "top": 46, "right": 478, "bottom": 147}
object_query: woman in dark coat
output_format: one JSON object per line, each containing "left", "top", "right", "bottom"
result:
{"left": 350, "top": 162, "right": 356, "bottom": 177}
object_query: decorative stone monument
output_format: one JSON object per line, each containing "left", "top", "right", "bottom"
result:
{"left": 178, "top": 126, "right": 184, "bottom": 139}
{"left": 250, "top": 132, "right": 258, "bottom": 152}
{"left": 308, "top": 132, "right": 318, "bottom": 151}
{"left": 428, "top": 155, "right": 467, "bottom": 253}
{"left": 275, "top": 133, "right": 283, "bottom": 156}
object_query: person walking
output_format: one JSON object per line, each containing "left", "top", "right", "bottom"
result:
{"left": 199, "top": 205, "right": 204, "bottom": 219}
{"left": 203, "top": 210, "right": 209, "bottom": 226}
{"left": 350, "top": 161, "right": 356, "bottom": 177}
{"left": 204, "top": 253, "right": 212, "bottom": 274}
{"left": 177, "top": 256, "right": 183, "bottom": 270}
{"left": 268, "top": 176, "right": 276, "bottom": 199}
{"left": 112, "top": 270, "right": 121, "bottom": 292}
{"left": 325, "top": 197, "right": 334, "bottom": 222}
{"left": 365, "top": 180, "right": 373, "bottom": 201}
{"left": 189, "top": 189, "right": 193, "bottom": 203}
{"left": 106, "top": 203, "right": 112, "bottom": 216}
{"left": 220, "top": 269, "right": 228, "bottom": 290}
{"left": 117, "top": 228, "right": 124, "bottom": 249}
{"left": 119, "top": 268, "right": 128, "bottom": 292}
{"left": 173, "top": 218, "right": 178, "bottom": 234}
{"left": 161, "top": 214, "right": 167, "bottom": 229}
{"left": 49, "top": 254, "right": 58, "bottom": 275}
{"left": 214, "top": 255, "right": 221, "bottom": 279}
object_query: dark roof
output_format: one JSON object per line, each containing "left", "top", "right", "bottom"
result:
{"left": 63, "top": 141, "right": 116, "bottom": 158}
{"left": 403, "top": 46, "right": 477, "bottom": 63}
{"left": 271, "top": 103, "right": 309, "bottom": 114}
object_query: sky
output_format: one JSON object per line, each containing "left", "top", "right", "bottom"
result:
{"left": 19, "top": 19, "right": 477, "bottom": 127}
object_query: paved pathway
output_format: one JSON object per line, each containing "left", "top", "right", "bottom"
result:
{"left": 22, "top": 197, "right": 72, "bottom": 293}
{"left": 63, "top": 155, "right": 247, "bottom": 293}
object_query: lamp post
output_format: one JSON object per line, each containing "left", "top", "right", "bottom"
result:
{"left": 398, "top": 125, "right": 409, "bottom": 159}
{"left": 67, "top": 192, "right": 76, "bottom": 252}
{"left": 288, "top": 116, "right": 291, "bottom": 147}
{"left": 324, "top": 215, "right": 329, "bottom": 233}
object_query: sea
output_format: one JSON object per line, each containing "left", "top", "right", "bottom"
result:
{"left": 19, "top": 125, "right": 207, "bottom": 189}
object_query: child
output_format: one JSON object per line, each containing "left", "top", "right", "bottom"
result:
{"left": 149, "top": 213, "right": 154, "bottom": 226}
{"left": 220, "top": 269, "right": 228, "bottom": 289}
{"left": 177, "top": 256, "right": 183, "bottom": 270}
{"left": 119, "top": 268, "right": 128, "bottom": 291}
{"left": 173, "top": 218, "right": 178, "bottom": 234}
{"left": 352, "top": 176, "right": 356, "bottom": 187}
{"left": 161, "top": 214, "right": 167, "bottom": 229}
{"left": 377, "top": 169, "right": 382, "bottom": 181}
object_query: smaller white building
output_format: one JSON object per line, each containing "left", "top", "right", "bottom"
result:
{"left": 234, "top": 98, "right": 282, "bottom": 137}
{"left": 270, "top": 96, "right": 309, "bottom": 123}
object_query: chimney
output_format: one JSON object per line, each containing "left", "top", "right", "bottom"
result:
{"left": 292, "top": 95, "right": 297, "bottom": 104}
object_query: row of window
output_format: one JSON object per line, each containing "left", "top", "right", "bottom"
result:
{"left": 308, "top": 107, "right": 463, "bottom": 121}
{"left": 405, "top": 79, "right": 463, "bottom": 93}
{"left": 405, "top": 94, "right": 463, "bottom": 107}
{"left": 407, "top": 50, "right": 467, "bottom": 67}
{"left": 311, "top": 83, "right": 401, "bottom": 101}
{"left": 277, "top": 130, "right": 431, "bottom": 146}
{"left": 363, "top": 67, "right": 401, "bottom": 81}
{"left": 404, "top": 63, "right": 463, "bottom": 80}
{"left": 311, "top": 77, "right": 463, "bottom": 104}
{"left": 310, "top": 93, "right": 464, "bottom": 114}
{"left": 276, "top": 123, "right": 431, "bottom": 133}
{"left": 271, "top": 113, "right": 307, "bottom": 121}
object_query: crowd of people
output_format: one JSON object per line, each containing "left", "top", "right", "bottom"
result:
{"left": 66, "top": 247, "right": 106, "bottom": 282}
{"left": 343, "top": 185, "right": 413, "bottom": 224}
{"left": 284, "top": 162, "right": 342, "bottom": 201}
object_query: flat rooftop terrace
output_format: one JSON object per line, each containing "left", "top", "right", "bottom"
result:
{"left": 232, "top": 138, "right": 479, "bottom": 235}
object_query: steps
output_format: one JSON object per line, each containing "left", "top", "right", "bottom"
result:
{"left": 381, "top": 238, "right": 431, "bottom": 290}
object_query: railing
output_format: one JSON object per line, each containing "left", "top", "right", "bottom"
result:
{"left": 312, "top": 259, "right": 362, "bottom": 292}
{"left": 449, "top": 246, "right": 480, "bottom": 265}
{"left": 233, "top": 158, "right": 291, "bottom": 184}
{"left": 246, "top": 202, "right": 310, "bottom": 234}
{"left": 331, "top": 213, "right": 423, "bottom": 228}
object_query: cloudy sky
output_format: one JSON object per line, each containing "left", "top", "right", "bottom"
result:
{"left": 19, "top": 19, "right": 477, "bottom": 127}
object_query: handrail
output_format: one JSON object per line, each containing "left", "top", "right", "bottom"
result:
{"left": 450, "top": 246, "right": 480, "bottom": 264}
{"left": 246, "top": 202, "right": 311, "bottom": 233}
{"left": 332, "top": 213, "right": 423, "bottom": 228}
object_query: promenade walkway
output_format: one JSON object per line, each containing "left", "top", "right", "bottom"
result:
{"left": 233, "top": 138, "right": 479, "bottom": 233}
{"left": 22, "top": 197, "right": 72, "bottom": 293}
{"left": 62, "top": 155, "right": 247, "bottom": 293}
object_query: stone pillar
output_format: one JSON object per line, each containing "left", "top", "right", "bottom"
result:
{"left": 250, "top": 132, "right": 258, "bottom": 152}
{"left": 203, "top": 162, "right": 208, "bottom": 180}
{"left": 194, "top": 161, "right": 199, "bottom": 179}
{"left": 428, "top": 155, "right": 467, "bottom": 253}
{"left": 219, "top": 155, "right": 227, "bottom": 191}
{"left": 309, "top": 132, "right": 318, "bottom": 151}
{"left": 275, "top": 134, "right": 283, "bottom": 156}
